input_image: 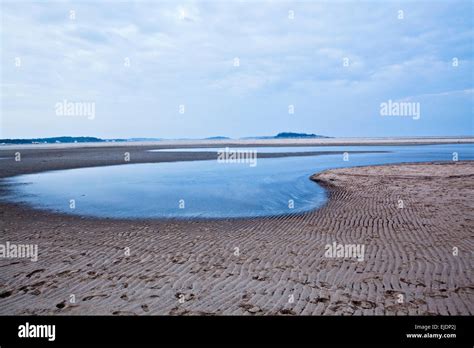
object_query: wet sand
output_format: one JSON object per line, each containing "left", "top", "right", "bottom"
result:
{"left": 0, "top": 146, "right": 472, "bottom": 315}
{"left": 0, "top": 143, "right": 385, "bottom": 178}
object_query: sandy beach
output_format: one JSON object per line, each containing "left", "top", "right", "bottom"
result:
{"left": 0, "top": 144, "right": 473, "bottom": 315}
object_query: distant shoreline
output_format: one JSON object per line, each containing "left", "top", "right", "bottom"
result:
{"left": 1, "top": 136, "right": 473, "bottom": 151}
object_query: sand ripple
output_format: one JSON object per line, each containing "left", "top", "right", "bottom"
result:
{"left": 0, "top": 162, "right": 472, "bottom": 315}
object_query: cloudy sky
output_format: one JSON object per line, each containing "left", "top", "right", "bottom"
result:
{"left": 1, "top": 0, "right": 473, "bottom": 139}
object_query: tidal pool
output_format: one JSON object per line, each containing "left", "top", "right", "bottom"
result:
{"left": 1, "top": 144, "right": 472, "bottom": 219}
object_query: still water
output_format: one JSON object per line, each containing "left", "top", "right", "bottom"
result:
{"left": 2, "top": 144, "right": 472, "bottom": 219}
{"left": 149, "top": 145, "right": 401, "bottom": 153}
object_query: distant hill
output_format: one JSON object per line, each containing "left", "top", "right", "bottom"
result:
{"left": 0, "top": 133, "right": 329, "bottom": 145}
{"left": 241, "top": 132, "right": 330, "bottom": 140}
{"left": 275, "top": 132, "right": 329, "bottom": 139}
{"left": 0, "top": 136, "right": 165, "bottom": 145}
{"left": 0, "top": 136, "right": 105, "bottom": 144}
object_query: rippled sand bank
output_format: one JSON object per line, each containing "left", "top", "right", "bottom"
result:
{"left": 0, "top": 160, "right": 472, "bottom": 315}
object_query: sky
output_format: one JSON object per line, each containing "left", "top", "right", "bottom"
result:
{"left": 1, "top": 0, "right": 473, "bottom": 139}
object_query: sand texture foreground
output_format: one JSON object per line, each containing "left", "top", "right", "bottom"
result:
{"left": 0, "top": 161, "right": 473, "bottom": 315}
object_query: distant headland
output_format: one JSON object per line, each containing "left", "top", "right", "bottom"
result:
{"left": 0, "top": 133, "right": 329, "bottom": 145}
